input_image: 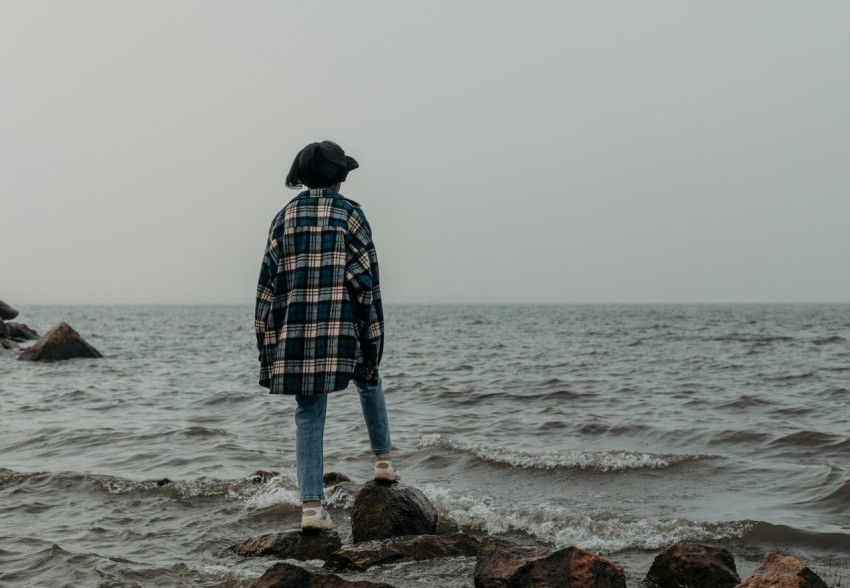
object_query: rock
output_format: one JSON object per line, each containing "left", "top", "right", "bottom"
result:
{"left": 0, "top": 300, "right": 18, "bottom": 320}
{"left": 330, "top": 481, "right": 362, "bottom": 500}
{"left": 5, "top": 322, "right": 39, "bottom": 341}
{"left": 474, "top": 537, "right": 626, "bottom": 588}
{"left": 351, "top": 480, "right": 438, "bottom": 543}
{"left": 232, "top": 530, "right": 341, "bottom": 561}
{"left": 323, "top": 472, "right": 352, "bottom": 485}
{"left": 250, "top": 470, "right": 279, "bottom": 484}
{"left": 325, "top": 531, "right": 480, "bottom": 571}
{"left": 17, "top": 321, "right": 102, "bottom": 361}
{"left": 735, "top": 552, "right": 828, "bottom": 588}
{"left": 643, "top": 541, "right": 740, "bottom": 588}
{"left": 252, "top": 561, "right": 394, "bottom": 588}
{"left": 1, "top": 338, "right": 19, "bottom": 350}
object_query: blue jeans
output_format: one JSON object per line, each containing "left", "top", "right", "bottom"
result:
{"left": 295, "top": 377, "right": 392, "bottom": 501}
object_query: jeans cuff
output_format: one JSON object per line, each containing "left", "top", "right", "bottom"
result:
{"left": 301, "top": 494, "right": 324, "bottom": 502}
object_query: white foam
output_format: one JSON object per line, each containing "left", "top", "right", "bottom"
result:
{"left": 418, "top": 434, "right": 708, "bottom": 472}
{"left": 420, "top": 485, "right": 751, "bottom": 554}
{"left": 241, "top": 476, "right": 301, "bottom": 509}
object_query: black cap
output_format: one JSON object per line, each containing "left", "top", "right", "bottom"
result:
{"left": 285, "top": 140, "right": 359, "bottom": 189}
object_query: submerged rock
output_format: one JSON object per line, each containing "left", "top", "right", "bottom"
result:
{"left": 252, "top": 561, "right": 394, "bottom": 588}
{"left": 0, "top": 300, "right": 18, "bottom": 320}
{"left": 323, "top": 471, "right": 352, "bottom": 485}
{"left": 325, "top": 531, "right": 480, "bottom": 571}
{"left": 736, "top": 552, "right": 828, "bottom": 588}
{"left": 17, "top": 321, "right": 102, "bottom": 361}
{"left": 474, "top": 536, "right": 626, "bottom": 588}
{"left": 330, "top": 481, "right": 362, "bottom": 501}
{"left": 643, "top": 541, "right": 740, "bottom": 588}
{"left": 232, "top": 530, "right": 341, "bottom": 561}
{"left": 351, "top": 480, "right": 437, "bottom": 543}
{"left": 5, "top": 322, "right": 39, "bottom": 341}
{"left": 249, "top": 470, "right": 279, "bottom": 484}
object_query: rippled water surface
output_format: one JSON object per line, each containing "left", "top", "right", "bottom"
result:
{"left": 1, "top": 304, "right": 849, "bottom": 586}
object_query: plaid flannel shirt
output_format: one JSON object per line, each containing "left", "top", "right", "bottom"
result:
{"left": 255, "top": 189, "right": 384, "bottom": 395}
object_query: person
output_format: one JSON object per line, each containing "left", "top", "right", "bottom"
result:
{"left": 255, "top": 140, "right": 398, "bottom": 531}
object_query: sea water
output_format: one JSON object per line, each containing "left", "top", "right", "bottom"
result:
{"left": 1, "top": 304, "right": 848, "bottom": 586}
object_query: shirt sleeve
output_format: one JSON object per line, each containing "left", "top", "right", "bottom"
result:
{"left": 255, "top": 223, "right": 279, "bottom": 353}
{"left": 346, "top": 207, "right": 384, "bottom": 379}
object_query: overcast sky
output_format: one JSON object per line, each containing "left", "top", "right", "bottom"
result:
{"left": 1, "top": 1, "right": 848, "bottom": 304}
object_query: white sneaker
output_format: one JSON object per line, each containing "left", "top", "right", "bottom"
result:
{"left": 301, "top": 505, "right": 333, "bottom": 531}
{"left": 374, "top": 460, "right": 400, "bottom": 482}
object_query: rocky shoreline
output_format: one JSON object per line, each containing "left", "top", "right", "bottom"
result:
{"left": 231, "top": 472, "right": 831, "bottom": 588}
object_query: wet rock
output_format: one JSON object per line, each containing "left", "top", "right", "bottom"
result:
{"left": 252, "top": 561, "right": 394, "bottom": 588}
{"left": 325, "top": 531, "right": 480, "bottom": 571}
{"left": 330, "top": 481, "right": 362, "bottom": 500}
{"left": 250, "top": 470, "right": 279, "bottom": 484}
{"left": 474, "top": 536, "right": 626, "bottom": 588}
{"left": 17, "top": 321, "right": 102, "bottom": 361}
{"left": 5, "top": 322, "right": 39, "bottom": 341}
{"left": 643, "top": 541, "right": 740, "bottom": 588}
{"left": 323, "top": 471, "right": 352, "bottom": 485}
{"left": 351, "top": 480, "right": 437, "bottom": 543}
{"left": 1, "top": 338, "right": 19, "bottom": 350}
{"left": 154, "top": 478, "right": 172, "bottom": 487}
{"left": 736, "top": 552, "right": 827, "bottom": 588}
{"left": 232, "top": 530, "right": 341, "bottom": 561}
{"left": 0, "top": 300, "right": 18, "bottom": 320}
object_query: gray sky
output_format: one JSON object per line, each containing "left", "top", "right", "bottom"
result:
{"left": 1, "top": 1, "right": 848, "bottom": 304}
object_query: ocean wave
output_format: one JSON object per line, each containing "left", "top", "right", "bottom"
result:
{"left": 420, "top": 485, "right": 751, "bottom": 553}
{"left": 768, "top": 431, "right": 850, "bottom": 452}
{"left": 717, "top": 395, "right": 774, "bottom": 410}
{"left": 805, "top": 479, "right": 850, "bottom": 516}
{"left": 709, "top": 333, "right": 794, "bottom": 344}
{"left": 742, "top": 521, "right": 850, "bottom": 551}
{"left": 417, "top": 434, "right": 710, "bottom": 472}
{"left": 813, "top": 335, "right": 847, "bottom": 345}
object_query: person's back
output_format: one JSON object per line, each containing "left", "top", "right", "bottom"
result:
{"left": 255, "top": 140, "right": 398, "bottom": 532}
{"left": 258, "top": 188, "right": 382, "bottom": 394}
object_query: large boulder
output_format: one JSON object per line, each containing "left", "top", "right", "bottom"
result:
{"left": 351, "top": 481, "right": 438, "bottom": 543}
{"left": 231, "top": 530, "right": 341, "bottom": 561}
{"left": 474, "top": 537, "right": 625, "bottom": 588}
{"left": 735, "top": 552, "right": 828, "bottom": 588}
{"left": 17, "top": 322, "right": 102, "bottom": 361}
{"left": 643, "top": 541, "right": 740, "bottom": 588}
{"left": 325, "top": 531, "right": 480, "bottom": 571}
{"left": 5, "top": 322, "right": 39, "bottom": 341}
{"left": 0, "top": 300, "right": 18, "bottom": 320}
{"left": 252, "top": 561, "right": 394, "bottom": 588}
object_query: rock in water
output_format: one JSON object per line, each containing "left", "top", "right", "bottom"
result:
{"left": 351, "top": 480, "right": 438, "bottom": 543}
{"left": 0, "top": 300, "right": 18, "bottom": 320}
{"left": 736, "top": 552, "right": 828, "bottom": 588}
{"left": 325, "top": 531, "right": 480, "bottom": 571}
{"left": 252, "top": 561, "right": 394, "bottom": 588}
{"left": 474, "top": 537, "right": 626, "bottom": 588}
{"left": 643, "top": 541, "right": 740, "bottom": 588}
{"left": 17, "top": 322, "right": 102, "bottom": 361}
{"left": 231, "top": 530, "right": 341, "bottom": 561}
{"left": 6, "top": 322, "right": 39, "bottom": 341}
